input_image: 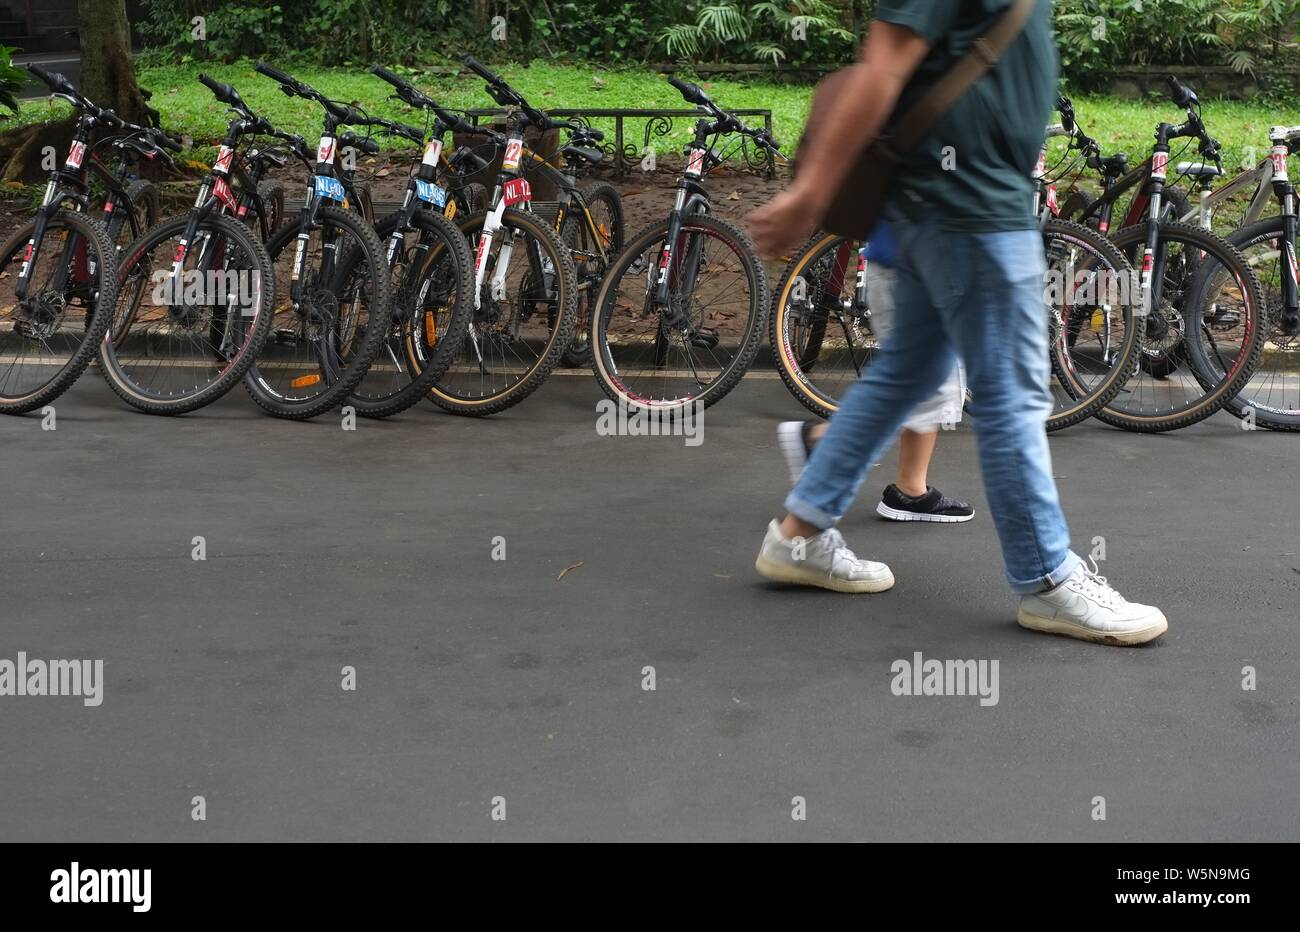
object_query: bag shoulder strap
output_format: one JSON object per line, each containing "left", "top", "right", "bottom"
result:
{"left": 884, "top": 0, "right": 1037, "bottom": 158}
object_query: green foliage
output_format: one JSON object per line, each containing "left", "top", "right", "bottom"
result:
{"left": 659, "top": 1, "right": 856, "bottom": 64}
{"left": 0, "top": 44, "right": 26, "bottom": 114}
{"left": 1054, "top": 0, "right": 1300, "bottom": 78}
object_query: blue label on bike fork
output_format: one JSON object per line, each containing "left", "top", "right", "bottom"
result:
{"left": 314, "top": 175, "right": 347, "bottom": 203}
{"left": 414, "top": 180, "right": 447, "bottom": 207}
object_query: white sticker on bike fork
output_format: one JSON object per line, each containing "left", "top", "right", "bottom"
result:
{"left": 292, "top": 233, "right": 309, "bottom": 282}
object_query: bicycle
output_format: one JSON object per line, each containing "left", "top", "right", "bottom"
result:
{"left": 240, "top": 61, "right": 393, "bottom": 420}
{"left": 1054, "top": 78, "right": 1267, "bottom": 432}
{"left": 416, "top": 54, "right": 579, "bottom": 417}
{"left": 97, "top": 74, "right": 291, "bottom": 415}
{"left": 1, "top": 64, "right": 124, "bottom": 414}
{"left": 588, "top": 74, "right": 776, "bottom": 415}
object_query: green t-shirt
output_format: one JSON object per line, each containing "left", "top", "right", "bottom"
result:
{"left": 873, "top": 0, "right": 1058, "bottom": 231}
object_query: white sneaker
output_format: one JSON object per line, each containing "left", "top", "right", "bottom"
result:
{"left": 1018, "top": 558, "right": 1167, "bottom": 646}
{"left": 755, "top": 519, "right": 894, "bottom": 593}
{"left": 776, "top": 420, "right": 815, "bottom": 487}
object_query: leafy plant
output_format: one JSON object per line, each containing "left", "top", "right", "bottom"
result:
{"left": 0, "top": 44, "right": 26, "bottom": 114}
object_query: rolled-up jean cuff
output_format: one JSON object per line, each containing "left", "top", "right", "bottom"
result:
{"left": 1008, "top": 550, "right": 1082, "bottom": 595}
{"left": 783, "top": 491, "right": 838, "bottom": 531}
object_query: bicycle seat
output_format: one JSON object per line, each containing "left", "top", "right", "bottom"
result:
{"left": 1175, "top": 161, "right": 1222, "bottom": 178}
{"left": 1098, "top": 153, "right": 1128, "bottom": 174}
{"left": 249, "top": 148, "right": 290, "bottom": 169}
{"left": 561, "top": 144, "right": 603, "bottom": 165}
{"left": 112, "top": 136, "right": 163, "bottom": 160}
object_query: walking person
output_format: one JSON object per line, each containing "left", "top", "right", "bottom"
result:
{"left": 779, "top": 220, "right": 974, "bottom": 525}
{"left": 748, "top": 0, "right": 1167, "bottom": 645}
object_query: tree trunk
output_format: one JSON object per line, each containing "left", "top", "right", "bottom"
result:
{"left": 77, "top": 0, "right": 158, "bottom": 126}
{"left": 1, "top": 0, "right": 157, "bottom": 181}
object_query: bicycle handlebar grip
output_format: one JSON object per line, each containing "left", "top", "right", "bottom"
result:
{"left": 198, "top": 73, "right": 237, "bottom": 104}
{"left": 369, "top": 64, "right": 406, "bottom": 88}
{"left": 157, "top": 131, "right": 183, "bottom": 151}
{"left": 255, "top": 61, "right": 298, "bottom": 88}
{"left": 462, "top": 55, "right": 503, "bottom": 86}
{"left": 1166, "top": 74, "right": 1192, "bottom": 108}
{"left": 26, "top": 62, "right": 59, "bottom": 89}
{"left": 668, "top": 75, "right": 708, "bottom": 107}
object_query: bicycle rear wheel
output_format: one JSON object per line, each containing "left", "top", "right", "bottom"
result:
{"left": 0, "top": 211, "right": 117, "bottom": 414}
{"left": 560, "top": 180, "right": 624, "bottom": 368}
{"left": 590, "top": 213, "right": 767, "bottom": 413}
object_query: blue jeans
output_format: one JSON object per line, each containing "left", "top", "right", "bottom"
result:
{"left": 785, "top": 215, "right": 1081, "bottom": 594}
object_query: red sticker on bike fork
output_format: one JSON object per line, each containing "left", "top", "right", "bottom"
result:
{"left": 65, "top": 141, "right": 86, "bottom": 169}
{"left": 213, "top": 145, "right": 234, "bottom": 175}
{"left": 503, "top": 139, "right": 523, "bottom": 172}
{"left": 1151, "top": 152, "right": 1169, "bottom": 180}
{"left": 658, "top": 242, "right": 672, "bottom": 283}
{"left": 1271, "top": 145, "right": 1289, "bottom": 182}
{"left": 686, "top": 148, "right": 705, "bottom": 177}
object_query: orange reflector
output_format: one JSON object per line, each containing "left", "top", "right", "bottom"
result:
{"left": 599, "top": 222, "right": 611, "bottom": 247}
{"left": 444, "top": 200, "right": 457, "bottom": 220}
{"left": 424, "top": 310, "right": 437, "bottom": 345}
{"left": 290, "top": 374, "right": 321, "bottom": 388}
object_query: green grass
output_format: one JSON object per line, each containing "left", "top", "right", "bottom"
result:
{"left": 4, "top": 60, "right": 1291, "bottom": 175}
{"left": 6, "top": 61, "right": 813, "bottom": 163}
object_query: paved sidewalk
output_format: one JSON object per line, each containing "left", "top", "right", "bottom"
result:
{"left": 1, "top": 373, "right": 1297, "bottom": 841}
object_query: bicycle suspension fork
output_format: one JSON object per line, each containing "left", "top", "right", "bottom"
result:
{"left": 1269, "top": 142, "right": 1300, "bottom": 334}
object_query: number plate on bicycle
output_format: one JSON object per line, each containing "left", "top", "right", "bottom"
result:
{"left": 415, "top": 179, "right": 448, "bottom": 207}
{"left": 502, "top": 177, "right": 531, "bottom": 206}
{"left": 314, "top": 175, "right": 347, "bottom": 203}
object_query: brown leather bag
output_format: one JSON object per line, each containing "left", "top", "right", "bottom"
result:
{"left": 796, "top": 0, "right": 1037, "bottom": 239}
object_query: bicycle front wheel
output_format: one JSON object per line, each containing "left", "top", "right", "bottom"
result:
{"left": 1042, "top": 219, "right": 1141, "bottom": 430}
{"left": 590, "top": 213, "right": 767, "bottom": 413}
{"left": 1222, "top": 218, "right": 1300, "bottom": 430}
{"left": 0, "top": 211, "right": 117, "bottom": 414}
{"left": 351, "top": 210, "right": 473, "bottom": 418}
{"left": 1099, "top": 221, "right": 1266, "bottom": 432}
{"left": 100, "top": 213, "right": 275, "bottom": 415}
{"left": 429, "top": 206, "right": 577, "bottom": 416}
{"left": 244, "top": 206, "right": 392, "bottom": 420}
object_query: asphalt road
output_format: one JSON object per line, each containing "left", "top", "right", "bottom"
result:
{"left": 2, "top": 371, "right": 1297, "bottom": 841}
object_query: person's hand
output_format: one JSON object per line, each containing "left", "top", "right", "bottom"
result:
{"left": 748, "top": 185, "right": 821, "bottom": 259}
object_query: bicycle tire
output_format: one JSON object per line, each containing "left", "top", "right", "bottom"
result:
{"left": 428, "top": 206, "right": 578, "bottom": 416}
{"left": 350, "top": 210, "right": 474, "bottom": 418}
{"left": 1221, "top": 217, "right": 1300, "bottom": 430}
{"left": 768, "top": 230, "right": 852, "bottom": 419}
{"left": 0, "top": 211, "right": 118, "bottom": 414}
{"left": 1097, "top": 220, "right": 1266, "bottom": 432}
{"left": 590, "top": 212, "right": 768, "bottom": 413}
{"left": 99, "top": 212, "right": 275, "bottom": 415}
{"left": 1041, "top": 218, "right": 1142, "bottom": 431}
{"left": 561, "top": 179, "right": 624, "bottom": 368}
{"left": 244, "top": 206, "right": 392, "bottom": 420}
